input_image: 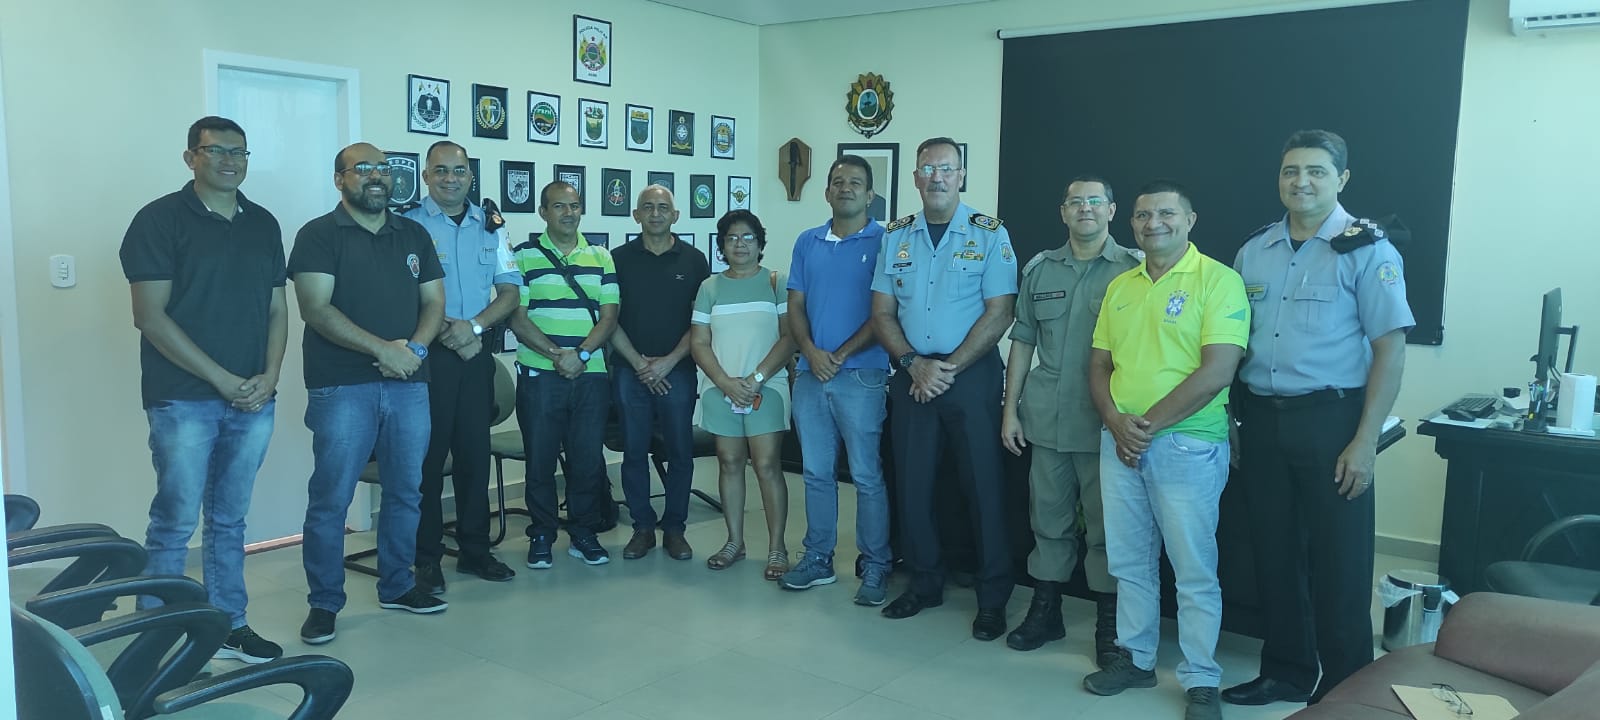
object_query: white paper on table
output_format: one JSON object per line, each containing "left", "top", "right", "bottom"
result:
{"left": 1392, "top": 684, "right": 1518, "bottom": 720}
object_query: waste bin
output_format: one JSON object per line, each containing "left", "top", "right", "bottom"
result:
{"left": 1377, "top": 570, "right": 1457, "bottom": 651}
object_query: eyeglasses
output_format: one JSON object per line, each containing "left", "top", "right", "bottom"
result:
{"left": 192, "top": 145, "right": 250, "bottom": 159}
{"left": 726, "top": 233, "right": 758, "bottom": 245}
{"left": 1431, "top": 684, "right": 1473, "bottom": 717}
{"left": 1064, "top": 197, "right": 1110, "bottom": 208}
{"left": 338, "top": 162, "right": 392, "bottom": 177}
{"left": 916, "top": 164, "right": 961, "bottom": 178}
{"left": 429, "top": 167, "right": 470, "bottom": 179}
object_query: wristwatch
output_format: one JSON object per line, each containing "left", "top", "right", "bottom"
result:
{"left": 406, "top": 341, "right": 429, "bottom": 359}
{"left": 470, "top": 319, "right": 484, "bottom": 336}
{"left": 752, "top": 371, "right": 766, "bottom": 385}
{"left": 898, "top": 352, "right": 918, "bottom": 370}
{"left": 577, "top": 348, "right": 593, "bottom": 363}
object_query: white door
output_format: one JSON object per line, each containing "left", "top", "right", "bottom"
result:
{"left": 208, "top": 54, "right": 362, "bottom": 543}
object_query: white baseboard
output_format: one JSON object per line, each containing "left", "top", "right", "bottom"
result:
{"left": 1375, "top": 533, "right": 1439, "bottom": 563}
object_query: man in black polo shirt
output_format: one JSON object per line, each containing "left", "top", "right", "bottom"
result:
{"left": 120, "top": 115, "right": 286, "bottom": 663}
{"left": 609, "top": 184, "right": 709, "bottom": 560}
{"left": 289, "top": 142, "right": 447, "bottom": 645}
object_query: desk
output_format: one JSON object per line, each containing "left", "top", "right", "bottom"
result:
{"left": 1418, "top": 419, "right": 1600, "bottom": 594}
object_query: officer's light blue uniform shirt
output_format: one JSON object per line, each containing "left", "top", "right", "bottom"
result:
{"left": 870, "top": 202, "right": 1019, "bottom": 355}
{"left": 787, "top": 218, "right": 889, "bottom": 372}
{"left": 404, "top": 196, "right": 519, "bottom": 320}
{"left": 1233, "top": 203, "right": 1414, "bottom": 396}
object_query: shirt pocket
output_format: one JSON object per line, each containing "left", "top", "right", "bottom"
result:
{"left": 1293, "top": 284, "right": 1337, "bottom": 332}
{"left": 884, "top": 258, "right": 917, "bottom": 301}
{"left": 948, "top": 257, "right": 984, "bottom": 296}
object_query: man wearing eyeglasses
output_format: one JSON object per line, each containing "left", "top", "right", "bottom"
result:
{"left": 1001, "top": 175, "right": 1140, "bottom": 665}
{"left": 289, "top": 142, "right": 449, "bottom": 646}
{"left": 120, "top": 116, "right": 286, "bottom": 663}
{"left": 399, "top": 141, "right": 521, "bottom": 593}
{"left": 1224, "top": 130, "right": 1412, "bottom": 707}
{"left": 870, "top": 136, "right": 1019, "bottom": 641}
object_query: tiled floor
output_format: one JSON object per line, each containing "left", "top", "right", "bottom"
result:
{"left": 179, "top": 458, "right": 1433, "bottom": 720}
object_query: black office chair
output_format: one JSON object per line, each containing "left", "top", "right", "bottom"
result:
{"left": 1484, "top": 513, "right": 1600, "bottom": 606}
{"left": 5, "top": 492, "right": 41, "bottom": 532}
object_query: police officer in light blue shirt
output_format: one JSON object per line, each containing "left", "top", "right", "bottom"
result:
{"left": 401, "top": 140, "right": 522, "bottom": 592}
{"left": 870, "top": 136, "right": 1019, "bottom": 642}
{"left": 1225, "top": 130, "right": 1414, "bottom": 707}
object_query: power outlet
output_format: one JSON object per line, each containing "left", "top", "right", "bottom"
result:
{"left": 49, "top": 254, "right": 75, "bottom": 288}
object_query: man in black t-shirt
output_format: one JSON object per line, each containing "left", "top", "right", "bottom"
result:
{"left": 120, "top": 116, "right": 286, "bottom": 665}
{"left": 288, "top": 142, "right": 447, "bottom": 645}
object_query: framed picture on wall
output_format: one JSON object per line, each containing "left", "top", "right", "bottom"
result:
{"left": 728, "top": 176, "right": 751, "bottom": 211}
{"left": 837, "top": 142, "right": 899, "bottom": 223}
{"left": 527, "top": 91, "right": 561, "bottom": 145}
{"left": 707, "top": 233, "right": 729, "bottom": 273}
{"left": 578, "top": 98, "right": 608, "bottom": 149}
{"left": 499, "top": 160, "right": 536, "bottom": 213}
{"left": 689, "top": 174, "right": 715, "bottom": 219}
{"left": 407, "top": 74, "right": 449, "bottom": 136}
{"left": 601, "top": 168, "right": 631, "bottom": 217}
{"left": 958, "top": 142, "right": 968, "bottom": 192}
{"left": 668, "top": 109, "right": 694, "bottom": 156}
{"left": 625, "top": 104, "right": 653, "bottom": 152}
{"left": 552, "top": 164, "right": 587, "bottom": 212}
{"left": 676, "top": 233, "right": 696, "bottom": 254}
{"left": 626, "top": 233, "right": 641, "bottom": 244}
{"left": 468, "top": 157, "right": 481, "bottom": 206}
{"left": 383, "top": 151, "right": 420, "bottom": 207}
{"left": 584, "top": 232, "right": 610, "bottom": 249}
{"left": 647, "top": 170, "right": 674, "bottom": 194}
{"left": 573, "top": 15, "right": 613, "bottom": 86}
{"left": 710, "top": 115, "right": 736, "bottom": 160}
{"left": 471, "top": 83, "right": 508, "bottom": 140}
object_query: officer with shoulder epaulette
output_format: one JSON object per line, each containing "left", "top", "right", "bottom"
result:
{"left": 401, "top": 140, "right": 522, "bottom": 592}
{"left": 869, "top": 136, "right": 1019, "bottom": 641}
{"left": 1224, "top": 130, "right": 1414, "bottom": 707}
{"left": 1000, "top": 175, "right": 1139, "bottom": 664}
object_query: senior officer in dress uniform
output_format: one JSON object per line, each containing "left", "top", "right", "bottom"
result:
{"left": 1001, "top": 175, "right": 1139, "bottom": 664}
{"left": 869, "top": 136, "right": 1019, "bottom": 641}
{"left": 401, "top": 141, "right": 521, "bottom": 593}
{"left": 1223, "top": 130, "right": 1413, "bottom": 707}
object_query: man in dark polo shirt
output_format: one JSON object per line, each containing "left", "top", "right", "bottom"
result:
{"left": 608, "top": 185, "right": 710, "bottom": 561}
{"left": 289, "top": 141, "right": 447, "bottom": 645}
{"left": 119, "top": 115, "right": 286, "bottom": 663}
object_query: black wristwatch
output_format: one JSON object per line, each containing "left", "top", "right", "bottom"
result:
{"left": 898, "top": 352, "right": 918, "bottom": 370}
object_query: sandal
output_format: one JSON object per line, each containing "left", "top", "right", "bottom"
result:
{"left": 706, "top": 541, "right": 745, "bottom": 570}
{"left": 764, "top": 550, "right": 789, "bottom": 581}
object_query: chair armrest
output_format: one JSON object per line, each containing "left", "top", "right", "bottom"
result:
{"left": 1434, "top": 592, "right": 1600, "bottom": 694}
{"left": 7, "top": 522, "right": 120, "bottom": 549}
{"left": 71, "top": 601, "right": 231, "bottom": 720}
{"left": 7, "top": 536, "right": 148, "bottom": 597}
{"left": 4, "top": 494, "right": 41, "bottom": 532}
{"left": 152, "top": 655, "right": 355, "bottom": 720}
{"left": 27, "top": 575, "right": 208, "bottom": 629}
{"left": 1523, "top": 514, "right": 1600, "bottom": 560}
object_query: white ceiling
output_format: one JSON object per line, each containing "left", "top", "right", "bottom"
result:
{"left": 644, "top": 0, "right": 995, "bottom": 26}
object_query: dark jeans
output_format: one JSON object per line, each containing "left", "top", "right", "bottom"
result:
{"left": 614, "top": 362, "right": 697, "bottom": 534}
{"left": 1237, "top": 392, "right": 1374, "bottom": 701}
{"left": 517, "top": 369, "right": 610, "bottom": 540}
{"left": 416, "top": 344, "right": 494, "bottom": 565}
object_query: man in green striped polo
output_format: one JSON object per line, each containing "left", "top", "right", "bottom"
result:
{"left": 507, "top": 181, "right": 620, "bottom": 568}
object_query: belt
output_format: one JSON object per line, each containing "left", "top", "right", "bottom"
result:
{"left": 1245, "top": 387, "right": 1363, "bottom": 410}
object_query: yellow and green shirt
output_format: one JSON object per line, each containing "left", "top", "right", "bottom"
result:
{"left": 1091, "top": 243, "right": 1249, "bottom": 441}
{"left": 514, "top": 232, "right": 618, "bottom": 373}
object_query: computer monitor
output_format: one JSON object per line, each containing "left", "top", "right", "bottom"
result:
{"left": 1533, "top": 287, "right": 1578, "bottom": 385}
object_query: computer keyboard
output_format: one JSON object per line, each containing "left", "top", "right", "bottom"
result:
{"left": 1442, "top": 396, "right": 1498, "bottom": 421}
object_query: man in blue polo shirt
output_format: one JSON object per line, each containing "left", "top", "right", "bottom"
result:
{"left": 779, "top": 155, "right": 892, "bottom": 605}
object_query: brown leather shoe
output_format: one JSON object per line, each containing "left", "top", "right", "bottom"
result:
{"left": 662, "top": 533, "right": 693, "bottom": 560}
{"left": 622, "top": 530, "right": 656, "bottom": 560}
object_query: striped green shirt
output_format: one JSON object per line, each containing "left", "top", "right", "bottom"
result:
{"left": 514, "top": 232, "right": 618, "bottom": 372}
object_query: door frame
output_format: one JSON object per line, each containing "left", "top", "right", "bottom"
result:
{"left": 0, "top": 36, "right": 28, "bottom": 497}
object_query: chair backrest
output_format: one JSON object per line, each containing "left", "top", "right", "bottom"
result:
{"left": 5, "top": 493, "right": 41, "bottom": 533}
{"left": 12, "top": 602, "right": 125, "bottom": 720}
{"left": 491, "top": 357, "right": 516, "bottom": 426}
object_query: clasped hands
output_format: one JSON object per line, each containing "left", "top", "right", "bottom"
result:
{"left": 1108, "top": 413, "right": 1153, "bottom": 468}
{"left": 907, "top": 356, "right": 958, "bottom": 403}
{"left": 633, "top": 355, "right": 677, "bottom": 395}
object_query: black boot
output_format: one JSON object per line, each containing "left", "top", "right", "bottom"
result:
{"left": 1005, "top": 581, "right": 1066, "bottom": 651}
{"left": 1094, "top": 592, "right": 1120, "bottom": 669}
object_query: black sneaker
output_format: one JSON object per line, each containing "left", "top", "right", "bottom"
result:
{"left": 1083, "top": 651, "right": 1157, "bottom": 696}
{"left": 568, "top": 535, "right": 610, "bottom": 565}
{"left": 300, "top": 609, "right": 336, "bottom": 645}
{"left": 457, "top": 555, "right": 515, "bottom": 582}
{"left": 527, "top": 535, "right": 554, "bottom": 569}
{"left": 415, "top": 561, "right": 446, "bottom": 595}
{"left": 216, "top": 625, "right": 283, "bottom": 663}
{"left": 378, "top": 586, "right": 449, "bottom": 614}
{"left": 1186, "top": 687, "right": 1224, "bottom": 720}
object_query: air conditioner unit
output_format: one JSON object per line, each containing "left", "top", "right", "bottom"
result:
{"left": 1510, "top": 0, "right": 1600, "bottom": 35}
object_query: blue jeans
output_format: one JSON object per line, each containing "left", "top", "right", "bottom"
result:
{"left": 302, "top": 381, "right": 430, "bottom": 611}
{"left": 517, "top": 370, "right": 610, "bottom": 540}
{"left": 141, "top": 398, "right": 276, "bottom": 629}
{"left": 614, "top": 362, "right": 697, "bottom": 534}
{"left": 792, "top": 368, "right": 891, "bottom": 573}
{"left": 1100, "top": 429, "right": 1228, "bottom": 689}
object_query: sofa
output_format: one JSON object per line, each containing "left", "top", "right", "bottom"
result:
{"left": 1289, "top": 592, "right": 1600, "bottom": 719}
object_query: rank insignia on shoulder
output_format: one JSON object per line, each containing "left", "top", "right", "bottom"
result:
{"left": 1330, "top": 218, "right": 1385, "bottom": 254}
{"left": 1021, "top": 253, "right": 1046, "bottom": 275}
{"left": 481, "top": 198, "right": 506, "bottom": 232}
{"left": 970, "top": 213, "right": 1002, "bottom": 232}
{"left": 393, "top": 200, "right": 422, "bottom": 216}
{"left": 886, "top": 214, "right": 916, "bottom": 232}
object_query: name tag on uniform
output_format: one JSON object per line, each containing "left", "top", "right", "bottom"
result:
{"left": 1245, "top": 283, "right": 1266, "bottom": 301}
{"left": 1032, "top": 291, "right": 1066, "bottom": 301}
{"left": 892, "top": 261, "right": 912, "bottom": 269}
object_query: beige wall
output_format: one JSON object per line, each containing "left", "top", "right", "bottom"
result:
{"left": 0, "top": 0, "right": 758, "bottom": 536}
{"left": 757, "top": 0, "right": 1600, "bottom": 548}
